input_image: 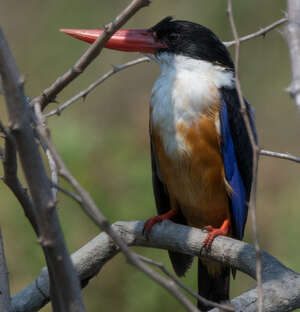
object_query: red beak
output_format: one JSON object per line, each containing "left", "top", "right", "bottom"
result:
{"left": 60, "top": 29, "right": 166, "bottom": 53}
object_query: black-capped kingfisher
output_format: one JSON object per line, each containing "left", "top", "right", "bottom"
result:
{"left": 61, "top": 17, "right": 256, "bottom": 310}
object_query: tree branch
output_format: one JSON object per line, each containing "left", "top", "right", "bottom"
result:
{"left": 284, "top": 0, "right": 300, "bottom": 112}
{"left": 11, "top": 221, "right": 300, "bottom": 312}
{"left": 44, "top": 57, "right": 150, "bottom": 118}
{"left": 0, "top": 229, "right": 12, "bottom": 312}
{"left": 137, "top": 255, "right": 234, "bottom": 311}
{"left": 224, "top": 17, "right": 287, "bottom": 47}
{"left": 260, "top": 149, "right": 300, "bottom": 163}
{"left": 226, "top": 2, "right": 263, "bottom": 311}
{"left": 0, "top": 27, "right": 86, "bottom": 312}
{"left": 0, "top": 123, "right": 39, "bottom": 234}
{"left": 30, "top": 0, "right": 151, "bottom": 111}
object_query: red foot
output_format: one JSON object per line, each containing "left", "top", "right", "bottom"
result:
{"left": 143, "top": 209, "right": 177, "bottom": 238}
{"left": 202, "top": 219, "right": 230, "bottom": 250}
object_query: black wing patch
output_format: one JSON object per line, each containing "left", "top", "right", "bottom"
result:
{"left": 220, "top": 87, "right": 257, "bottom": 203}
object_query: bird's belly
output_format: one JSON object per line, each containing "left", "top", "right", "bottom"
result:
{"left": 152, "top": 115, "right": 230, "bottom": 229}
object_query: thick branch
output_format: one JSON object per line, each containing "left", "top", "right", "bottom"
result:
{"left": 0, "top": 27, "right": 86, "bottom": 312}
{"left": 0, "top": 229, "right": 12, "bottom": 312}
{"left": 284, "top": 0, "right": 300, "bottom": 112}
{"left": 31, "top": 0, "right": 150, "bottom": 111}
{"left": 11, "top": 221, "right": 299, "bottom": 312}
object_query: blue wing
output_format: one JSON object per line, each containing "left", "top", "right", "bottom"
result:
{"left": 220, "top": 88, "right": 257, "bottom": 239}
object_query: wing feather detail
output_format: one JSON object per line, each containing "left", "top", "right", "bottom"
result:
{"left": 220, "top": 87, "right": 257, "bottom": 239}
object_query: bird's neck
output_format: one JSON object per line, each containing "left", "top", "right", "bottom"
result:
{"left": 150, "top": 53, "right": 235, "bottom": 158}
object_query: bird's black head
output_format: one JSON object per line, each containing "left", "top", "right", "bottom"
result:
{"left": 150, "top": 17, "right": 234, "bottom": 70}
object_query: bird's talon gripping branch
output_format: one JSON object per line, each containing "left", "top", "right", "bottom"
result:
{"left": 143, "top": 208, "right": 178, "bottom": 237}
{"left": 143, "top": 215, "right": 162, "bottom": 237}
{"left": 204, "top": 225, "right": 214, "bottom": 232}
{"left": 202, "top": 219, "right": 230, "bottom": 250}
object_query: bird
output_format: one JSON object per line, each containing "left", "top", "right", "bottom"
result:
{"left": 61, "top": 17, "right": 257, "bottom": 310}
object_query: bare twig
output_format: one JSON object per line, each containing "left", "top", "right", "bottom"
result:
{"left": 30, "top": 0, "right": 151, "bottom": 111}
{"left": 45, "top": 57, "right": 150, "bottom": 118}
{"left": 138, "top": 255, "right": 234, "bottom": 311}
{"left": 35, "top": 120, "right": 59, "bottom": 201}
{"left": 226, "top": 1, "right": 263, "bottom": 311}
{"left": 284, "top": 0, "right": 300, "bottom": 112}
{"left": 12, "top": 221, "right": 300, "bottom": 312}
{"left": 51, "top": 181, "right": 83, "bottom": 206}
{"left": 260, "top": 149, "right": 300, "bottom": 163}
{"left": 45, "top": 148, "right": 58, "bottom": 200}
{"left": 0, "top": 229, "right": 12, "bottom": 312}
{"left": 224, "top": 17, "right": 287, "bottom": 47}
{"left": 0, "top": 27, "right": 86, "bottom": 312}
{"left": 0, "top": 122, "right": 39, "bottom": 234}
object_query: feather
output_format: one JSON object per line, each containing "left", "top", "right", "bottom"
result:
{"left": 220, "top": 87, "right": 257, "bottom": 239}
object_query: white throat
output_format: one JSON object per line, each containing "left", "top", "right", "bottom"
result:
{"left": 150, "top": 53, "right": 235, "bottom": 157}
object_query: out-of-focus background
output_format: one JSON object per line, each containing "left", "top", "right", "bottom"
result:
{"left": 1, "top": 0, "right": 299, "bottom": 311}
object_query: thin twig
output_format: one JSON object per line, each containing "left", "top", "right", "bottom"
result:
{"left": 226, "top": 1, "right": 263, "bottom": 311}
{"left": 0, "top": 122, "right": 39, "bottom": 234}
{"left": 138, "top": 255, "right": 234, "bottom": 311}
{"left": 30, "top": 0, "right": 151, "bottom": 111}
{"left": 51, "top": 181, "right": 83, "bottom": 206}
{"left": 35, "top": 113, "right": 59, "bottom": 201}
{"left": 224, "top": 17, "right": 287, "bottom": 47}
{"left": 260, "top": 149, "right": 300, "bottom": 163}
{"left": 45, "top": 57, "right": 150, "bottom": 118}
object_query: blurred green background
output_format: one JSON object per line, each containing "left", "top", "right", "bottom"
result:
{"left": 1, "top": 0, "right": 300, "bottom": 311}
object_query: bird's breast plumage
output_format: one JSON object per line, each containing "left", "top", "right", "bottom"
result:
{"left": 150, "top": 53, "right": 234, "bottom": 159}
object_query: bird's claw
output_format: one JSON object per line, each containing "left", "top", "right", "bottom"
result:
{"left": 200, "top": 220, "right": 230, "bottom": 254}
{"left": 143, "top": 215, "right": 162, "bottom": 239}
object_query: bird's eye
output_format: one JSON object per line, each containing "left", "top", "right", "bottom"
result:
{"left": 168, "top": 32, "right": 179, "bottom": 41}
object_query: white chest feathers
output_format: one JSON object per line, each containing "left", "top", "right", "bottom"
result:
{"left": 150, "top": 53, "right": 235, "bottom": 157}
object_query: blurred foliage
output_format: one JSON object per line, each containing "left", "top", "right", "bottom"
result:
{"left": 0, "top": 0, "right": 300, "bottom": 311}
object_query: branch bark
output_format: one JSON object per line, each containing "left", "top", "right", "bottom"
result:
{"left": 0, "top": 229, "right": 12, "bottom": 312}
{"left": 0, "top": 123, "right": 39, "bottom": 234}
{"left": 0, "top": 27, "right": 86, "bottom": 312}
{"left": 285, "top": 0, "right": 300, "bottom": 112}
{"left": 11, "top": 221, "right": 300, "bottom": 312}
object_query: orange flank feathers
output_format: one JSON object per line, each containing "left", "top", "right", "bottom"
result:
{"left": 151, "top": 111, "right": 231, "bottom": 232}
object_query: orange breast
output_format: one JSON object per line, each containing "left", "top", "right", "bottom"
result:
{"left": 151, "top": 109, "right": 230, "bottom": 229}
